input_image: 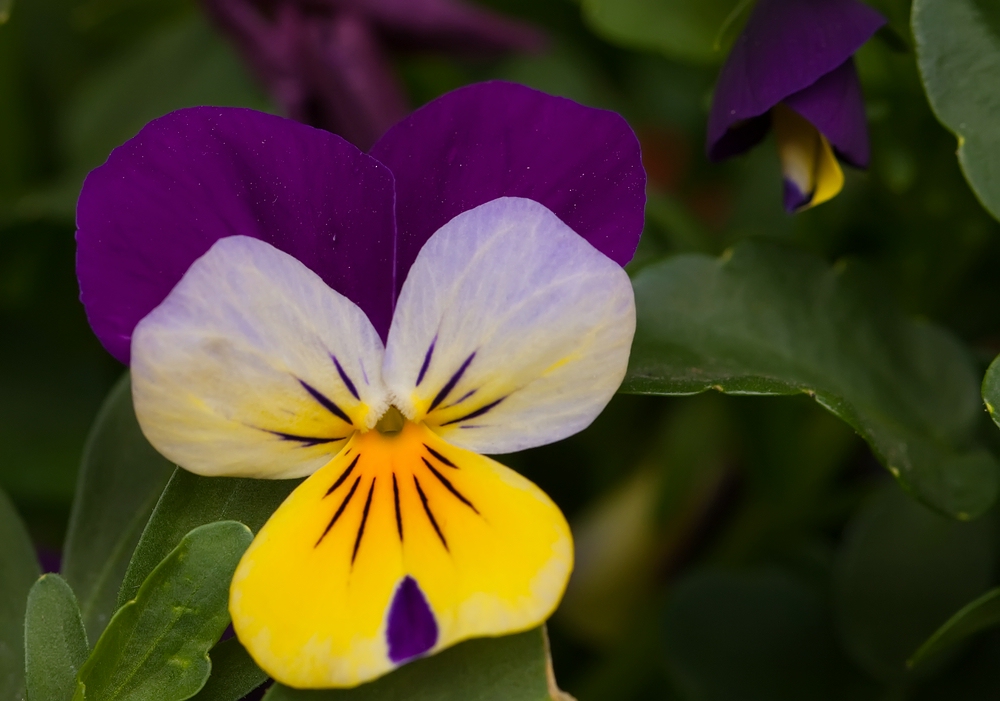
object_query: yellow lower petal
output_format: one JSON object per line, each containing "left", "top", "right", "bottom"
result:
{"left": 773, "top": 103, "right": 844, "bottom": 212}
{"left": 229, "top": 419, "right": 573, "bottom": 688}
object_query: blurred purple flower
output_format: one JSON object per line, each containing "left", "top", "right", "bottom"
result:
{"left": 706, "top": 0, "right": 885, "bottom": 212}
{"left": 202, "top": 0, "right": 545, "bottom": 149}
{"left": 36, "top": 545, "right": 60, "bottom": 573}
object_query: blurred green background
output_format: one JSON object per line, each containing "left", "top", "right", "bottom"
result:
{"left": 4, "top": 0, "right": 1000, "bottom": 698}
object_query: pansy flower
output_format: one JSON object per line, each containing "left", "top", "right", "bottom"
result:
{"left": 707, "top": 0, "right": 886, "bottom": 212}
{"left": 76, "top": 81, "right": 645, "bottom": 688}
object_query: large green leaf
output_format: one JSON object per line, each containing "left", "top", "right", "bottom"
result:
{"left": 18, "top": 13, "right": 273, "bottom": 221}
{"left": 0, "top": 226, "right": 121, "bottom": 508}
{"left": 910, "top": 587, "right": 1000, "bottom": 667}
{"left": 911, "top": 631, "right": 1000, "bottom": 700}
{"left": 0, "top": 486, "right": 39, "bottom": 700}
{"left": 263, "top": 628, "right": 561, "bottom": 701}
{"left": 189, "top": 638, "right": 266, "bottom": 701}
{"left": 77, "top": 521, "right": 252, "bottom": 701}
{"left": 62, "top": 372, "right": 175, "bottom": 642}
{"left": 980, "top": 352, "right": 1000, "bottom": 430}
{"left": 62, "top": 14, "right": 271, "bottom": 175}
{"left": 624, "top": 241, "right": 998, "bottom": 519}
{"left": 117, "top": 468, "right": 299, "bottom": 608}
{"left": 24, "top": 574, "right": 89, "bottom": 701}
{"left": 834, "top": 482, "right": 996, "bottom": 683}
{"left": 663, "top": 569, "right": 867, "bottom": 700}
{"left": 913, "top": 0, "right": 1000, "bottom": 221}
{"left": 578, "top": 0, "right": 744, "bottom": 64}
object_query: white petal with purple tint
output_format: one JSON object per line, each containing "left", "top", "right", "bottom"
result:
{"left": 382, "top": 197, "right": 635, "bottom": 454}
{"left": 131, "top": 236, "right": 389, "bottom": 479}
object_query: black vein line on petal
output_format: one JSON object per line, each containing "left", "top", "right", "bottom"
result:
{"left": 416, "top": 336, "right": 436, "bottom": 386}
{"left": 325, "top": 454, "right": 360, "bottom": 497}
{"left": 332, "top": 356, "right": 360, "bottom": 400}
{"left": 298, "top": 379, "right": 353, "bottom": 425}
{"left": 442, "top": 389, "right": 477, "bottom": 410}
{"left": 440, "top": 397, "right": 507, "bottom": 426}
{"left": 352, "top": 478, "right": 376, "bottom": 565}
{"left": 264, "top": 430, "right": 346, "bottom": 447}
{"left": 414, "top": 475, "right": 448, "bottom": 551}
{"left": 316, "top": 475, "right": 362, "bottom": 547}
{"left": 428, "top": 352, "right": 476, "bottom": 412}
{"left": 424, "top": 445, "right": 457, "bottom": 469}
{"left": 392, "top": 473, "right": 403, "bottom": 541}
{"left": 422, "top": 458, "right": 479, "bottom": 514}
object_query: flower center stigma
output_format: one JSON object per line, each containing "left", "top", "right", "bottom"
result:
{"left": 375, "top": 405, "right": 406, "bottom": 435}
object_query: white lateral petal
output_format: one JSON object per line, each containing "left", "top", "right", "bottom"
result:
{"left": 131, "top": 236, "right": 389, "bottom": 479}
{"left": 383, "top": 197, "right": 635, "bottom": 454}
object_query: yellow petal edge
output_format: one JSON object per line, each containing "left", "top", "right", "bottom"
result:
{"left": 773, "top": 103, "right": 845, "bottom": 211}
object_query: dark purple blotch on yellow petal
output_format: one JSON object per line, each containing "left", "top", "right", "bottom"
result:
{"left": 387, "top": 576, "right": 438, "bottom": 663}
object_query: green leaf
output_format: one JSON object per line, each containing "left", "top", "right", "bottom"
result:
{"left": 910, "top": 587, "right": 1000, "bottom": 668}
{"left": 579, "top": 0, "right": 744, "bottom": 64}
{"left": 0, "top": 486, "right": 39, "bottom": 701}
{"left": 62, "top": 372, "right": 175, "bottom": 642}
{"left": 913, "top": 0, "right": 1000, "bottom": 221}
{"left": 19, "top": 14, "right": 273, "bottom": 221}
{"left": 643, "top": 192, "right": 716, "bottom": 256}
{"left": 25, "top": 574, "right": 89, "bottom": 701}
{"left": 0, "top": 221, "right": 120, "bottom": 508}
{"left": 63, "top": 14, "right": 271, "bottom": 175}
{"left": 663, "top": 569, "right": 867, "bottom": 700}
{"left": 910, "top": 630, "right": 1000, "bottom": 700}
{"left": 624, "top": 241, "right": 999, "bottom": 519}
{"left": 708, "top": 396, "right": 860, "bottom": 563}
{"left": 0, "top": 0, "right": 10, "bottom": 24}
{"left": 834, "top": 482, "right": 996, "bottom": 683}
{"left": 980, "top": 352, "right": 1000, "bottom": 430}
{"left": 117, "top": 469, "right": 299, "bottom": 608}
{"left": 189, "top": 638, "right": 266, "bottom": 701}
{"left": 263, "top": 628, "right": 560, "bottom": 701}
{"left": 78, "top": 521, "right": 253, "bottom": 701}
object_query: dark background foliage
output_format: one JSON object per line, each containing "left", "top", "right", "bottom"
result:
{"left": 3, "top": 0, "right": 1000, "bottom": 698}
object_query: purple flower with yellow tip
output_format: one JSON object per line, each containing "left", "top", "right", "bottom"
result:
{"left": 76, "top": 81, "right": 645, "bottom": 688}
{"left": 707, "top": 0, "right": 886, "bottom": 212}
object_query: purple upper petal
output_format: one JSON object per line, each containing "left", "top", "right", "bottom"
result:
{"left": 76, "top": 107, "right": 396, "bottom": 364}
{"left": 783, "top": 58, "right": 869, "bottom": 168}
{"left": 707, "top": 0, "right": 884, "bottom": 161}
{"left": 368, "top": 80, "right": 646, "bottom": 291}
